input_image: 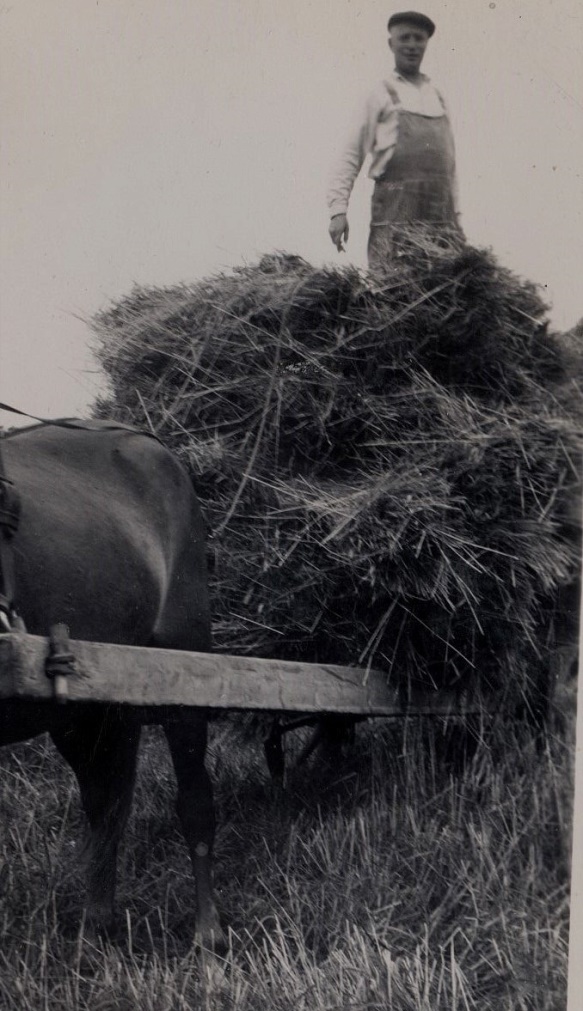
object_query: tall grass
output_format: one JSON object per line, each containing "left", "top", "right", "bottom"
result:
{"left": 0, "top": 701, "right": 575, "bottom": 1010}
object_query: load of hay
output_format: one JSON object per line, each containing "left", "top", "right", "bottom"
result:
{"left": 92, "top": 235, "right": 581, "bottom": 713}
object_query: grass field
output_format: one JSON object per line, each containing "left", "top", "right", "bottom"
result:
{"left": 0, "top": 693, "right": 576, "bottom": 1011}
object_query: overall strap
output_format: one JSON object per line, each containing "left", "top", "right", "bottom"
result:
{"left": 383, "top": 79, "right": 448, "bottom": 116}
{"left": 433, "top": 87, "right": 448, "bottom": 115}
{"left": 382, "top": 80, "right": 401, "bottom": 107}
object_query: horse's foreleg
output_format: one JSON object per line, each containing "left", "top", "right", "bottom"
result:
{"left": 162, "top": 712, "right": 225, "bottom": 951}
{"left": 51, "top": 709, "right": 140, "bottom": 934}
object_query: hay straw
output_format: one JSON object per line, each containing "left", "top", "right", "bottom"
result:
{"left": 91, "top": 236, "right": 582, "bottom": 709}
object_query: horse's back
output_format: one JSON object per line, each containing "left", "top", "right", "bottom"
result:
{"left": 3, "top": 423, "right": 211, "bottom": 650}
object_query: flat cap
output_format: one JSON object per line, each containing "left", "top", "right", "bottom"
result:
{"left": 387, "top": 11, "right": 436, "bottom": 36}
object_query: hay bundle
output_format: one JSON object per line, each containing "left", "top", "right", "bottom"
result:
{"left": 92, "top": 238, "right": 581, "bottom": 710}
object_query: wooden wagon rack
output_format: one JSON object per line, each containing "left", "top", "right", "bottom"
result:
{"left": 0, "top": 630, "right": 489, "bottom": 720}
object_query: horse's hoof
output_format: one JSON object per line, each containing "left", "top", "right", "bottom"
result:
{"left": 195, "top": 924, "right": 228, "bottom": 957}
{"left": 82, "top": 911, "right": 117, "bottom": 946}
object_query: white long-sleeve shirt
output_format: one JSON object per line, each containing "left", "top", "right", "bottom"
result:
{"left": 327, "top": 69, "right": 460, "bottom": 218}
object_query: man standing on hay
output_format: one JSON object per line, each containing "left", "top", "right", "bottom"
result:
{"left": 327, "top": 11, "right": 464, "bottom": 272}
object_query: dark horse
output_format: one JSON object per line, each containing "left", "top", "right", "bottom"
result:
{"left": 0, "top": 421, "right": 223, "bottom": 947}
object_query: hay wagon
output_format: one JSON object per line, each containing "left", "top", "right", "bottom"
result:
{"left": 0, "top": 624, "right": 486, "bottom": 722}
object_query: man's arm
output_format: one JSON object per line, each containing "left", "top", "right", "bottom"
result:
{"left": 329, "top": 213, "right": 349, "bottom": 252}
{"left": 326, "top": 89, "right": 381, "bottom": 249}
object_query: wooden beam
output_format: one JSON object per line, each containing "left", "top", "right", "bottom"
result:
{"left": 0, "top": 632, "right": 487, "bottom": 717}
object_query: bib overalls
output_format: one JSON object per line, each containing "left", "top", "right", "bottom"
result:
{"left": 368, "top": 82, "right": 464, "bottom": 272}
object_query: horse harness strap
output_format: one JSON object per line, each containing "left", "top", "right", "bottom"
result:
{"left": 0, "top": 438, "right": 22, "bottom": 631}
{"left": 45, "top": 623, "right": 76, "bottom": 703}
{"left": 0, "top": 401, "right": 162, "bottom": 442}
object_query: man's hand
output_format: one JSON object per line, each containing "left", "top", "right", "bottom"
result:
{"left": 329, "top": 213, "right": 349, "bottom": 252}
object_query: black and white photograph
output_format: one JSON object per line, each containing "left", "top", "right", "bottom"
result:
{"left": 1, "top": 2, "right": 581, "bottom": 1008}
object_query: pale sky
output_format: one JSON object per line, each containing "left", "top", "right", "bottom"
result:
{"left": 1, "top": 0, "right": 582, "bottom": 426}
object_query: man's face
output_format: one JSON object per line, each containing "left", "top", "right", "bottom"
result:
{"left": 389, "top": 23, "right": 430, "bottom": 76}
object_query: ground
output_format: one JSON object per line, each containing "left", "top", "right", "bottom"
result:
{"left": 0, "top": 696, "right": 576, "bottom": 1011}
